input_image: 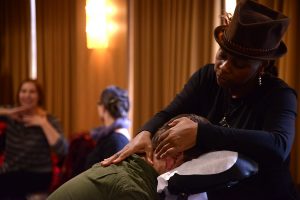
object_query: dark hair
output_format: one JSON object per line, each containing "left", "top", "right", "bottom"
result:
{"left": 264, "top": 60, "right": 278, "bottom": 77}
{"left": 16, "top": 79, "right": 44, "bottom": 107}
{"left": 99, "top": 86, "right": 129, "bottom": 119}
{"left": 152, "top": 114, "right": 209, "bottom": 160}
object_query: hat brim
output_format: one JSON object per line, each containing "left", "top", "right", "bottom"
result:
{"left": 214, "top": 25, "right": 287, "bottom": 61}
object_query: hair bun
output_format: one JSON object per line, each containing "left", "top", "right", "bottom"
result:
{"left": 100, "top": 86, "right": 130, "bottom": 118}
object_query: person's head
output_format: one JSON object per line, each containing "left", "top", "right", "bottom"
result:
{"left": 151, "top": 114, "right": 209, "bottom": 174}
{"left": 17, "top": 79, "right": 44, "bottom": 108}
{"left": 213, "top": 0, "right": 289, "bottom": 92}
{"left": 97, "top": 86, "right": 129, "bottom": 124}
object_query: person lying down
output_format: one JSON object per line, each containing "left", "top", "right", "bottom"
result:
{"left": 48, "top": 114, "right": 257, "bottom": 200}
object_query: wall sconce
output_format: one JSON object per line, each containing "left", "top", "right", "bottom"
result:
{"left": 86, "top": 0, "right": 118, "bottom": 49}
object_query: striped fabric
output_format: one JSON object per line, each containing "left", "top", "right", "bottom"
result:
{"left": 0, "top": 115, "right": 67, "bottom": 174}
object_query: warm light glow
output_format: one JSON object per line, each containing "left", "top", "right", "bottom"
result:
{"left": 106, "top": 4, "right": 117, "bottom": 16}
{"left": 30, "top": 0, "right": 37, "bottom": 79}
{"left": 225, "top": 0, "right": 236, "bottom": 15}
{"left": 107, "top": 22, "right": 118, "bottom": 33}
{"left": 86, "top": 0, "right": 117, "bottom": 49}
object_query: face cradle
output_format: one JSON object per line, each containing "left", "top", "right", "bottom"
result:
{"left": 18, "top": 82, "right": 39, "bottom": 108}
{"left": 214, "top": 48, "right": 263, "bottom": 90}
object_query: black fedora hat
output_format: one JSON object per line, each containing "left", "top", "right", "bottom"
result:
{"left": 214, "top": 0, "right": 289, "bottom": 60}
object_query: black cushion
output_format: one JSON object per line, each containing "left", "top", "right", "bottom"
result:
{"left": 166, "top": 152, "right": 258, "bottom": 195}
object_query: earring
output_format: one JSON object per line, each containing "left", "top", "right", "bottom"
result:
{"left": 258, "top": 75, "right": 262, "bottom": 86}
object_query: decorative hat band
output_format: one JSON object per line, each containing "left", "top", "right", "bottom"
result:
{"left": 223, "top": 30, "right": 280, "bottom": 57}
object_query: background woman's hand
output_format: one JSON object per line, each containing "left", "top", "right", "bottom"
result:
{"left": 22, "top": 114, "right": 46, "bottom": 127}
{"left": 21, "top": 108, "right": 47, "bottom": 127}
{"left": 155, "top": 117, "right": 198, "bottom": 159}
{"left": 0, "top": 106, "right": 31, "bottom": 121}
{"left": 101, "top": 131, "right": 153, "bottom": 166}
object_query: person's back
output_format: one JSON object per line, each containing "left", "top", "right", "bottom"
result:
{"left": 85, "top": 130, "right": 129, "bottom": 169}
{"left": 85, "top": 86, "right": 130, "bottom": 169}
{"left": 48, "top": 154, "right": 159, "bottom": 200}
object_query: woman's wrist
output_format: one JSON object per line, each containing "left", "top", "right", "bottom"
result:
{"left": 139, "top": 130, "right": 152, "bottom": 138}
{"left": 39, "top": 116, "right": 49, "bottom": 127}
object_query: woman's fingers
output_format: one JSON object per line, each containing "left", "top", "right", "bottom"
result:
{"left": 167, "top": 118, "right": 181, "bottom": 127}
{"left": 160, "top": 147, "right": 178, "bottom": 159}
{"left": 11, "top": 105, "right": 31, "bottom": 114}
{"left": 155, "top": 129, "right": 171, "bottom": 152}
{"left": 101, "top": 149, "right": 125, "bottom": 166}
{"left": 101, "top": 131, "right": 153, "bottom": 166}
{"left": 111, "top": 146, "right": 134, "bottom": 164}
{"left": 156, "top": 141, "right": 176, "bottom": 159}
{"left": 112, "top": 141, "right": 154, "bottom": 165}
{"left": 8, "top": 106, "right": 32, "bottom": 121}
{"left": 155, "top": 117, "right": 185, "bottom": 155}
{"left": 145, "top": 146, "right": 154, "bottom": 165}
{"left": 101, "top": 144, "right": 131, "bottom": 166}
{"left": 155, "top": 117, "right": 198, "bottom": 158}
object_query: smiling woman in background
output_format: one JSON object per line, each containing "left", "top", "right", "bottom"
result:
{"left": 0, "top": 79, "right": 68, "bottom": 199}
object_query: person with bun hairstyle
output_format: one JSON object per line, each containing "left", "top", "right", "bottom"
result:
{"left": 85, "top": 86, "right": 131, "bottom": 169}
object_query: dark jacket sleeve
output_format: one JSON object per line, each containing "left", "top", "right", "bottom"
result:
{"left": 197, "top": 88, "right": 297, "bottom": 166}
{"left": 140, "top": 64, "right": 217, "bottom": 134}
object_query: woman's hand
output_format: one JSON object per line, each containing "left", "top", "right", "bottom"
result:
{"left": 0, "top": 106, "right": 31, "bottom": 121}
{"left": 22, "top": 114, "right": 47, "bottom": 127}
{"left": 101, "top": 131, "right": 153, "bottom": 166}
{"left": 22, "top": 109, "right": 62, "bottom": 146}
{"left": 21, "top": 108, "right": 47, "bottom": 127}
{"left": 155, "top": 117, "right": 198, "bottom": 159}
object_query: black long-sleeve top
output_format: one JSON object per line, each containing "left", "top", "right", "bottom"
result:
{"left": 140, "top": 64, "right": 298, "bottom": 199}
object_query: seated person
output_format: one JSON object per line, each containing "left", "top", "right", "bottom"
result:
{"left": 85, "top": 86, "right": 130, "bottom": 169}
{"left": 47, "top": 114, "right": 205, "bottom": 200}
{"left": 0, "top": 79, "right": 68, "bottom": 198}
{"left": 59, "top": 132, "right": 96, "bottom": 185}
